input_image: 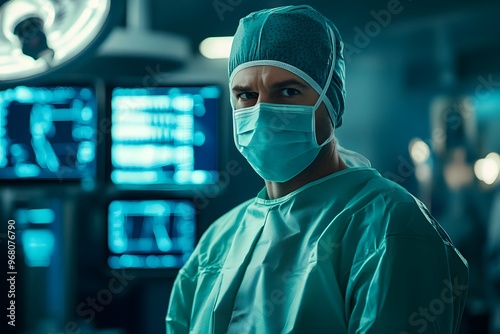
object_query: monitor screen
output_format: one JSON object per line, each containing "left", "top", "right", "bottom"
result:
{"left": 107, "top": 200, "right": 196, "bottom": 269}
{"left": 14, "top": 200, "right": 62, "bottom": 267}
{"left": 0, "top": 86, "right": 97, "bottom": 180}
{"left": 110, "top": 86, "right": 220, "bottom": 186}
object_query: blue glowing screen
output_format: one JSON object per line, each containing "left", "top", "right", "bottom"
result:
{"left": 111, "top": 86, "right": 219, "bottom": 186}
{"left": 15, "top": 202, "right": 60, "bottom": 267}
{"left": 0, "top": 86, "right": 97, "bottom": 180}
{"left": 108, "top": 200, "right": 196, "bottom": 269}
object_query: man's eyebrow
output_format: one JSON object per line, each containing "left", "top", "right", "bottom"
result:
{"left": 231, "top": 79, "right": 310, "bottom": 93}
{"left": 270, "top": 79, "right": 310, "bottom": 90}
{"left": 231, "top": 85, "right": 252, "bottom": 93}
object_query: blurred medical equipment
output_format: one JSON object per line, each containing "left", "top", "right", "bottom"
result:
{"left": 0, "top": 0, "right": 113, "bottom": 82}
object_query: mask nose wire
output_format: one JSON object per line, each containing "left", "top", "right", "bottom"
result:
{"left": 313, "top": 25, "right": 336, "bottom": 112}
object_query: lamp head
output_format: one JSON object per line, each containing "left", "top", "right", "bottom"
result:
{"left": 13, "top": 16, "right": 54, "bottom": 61}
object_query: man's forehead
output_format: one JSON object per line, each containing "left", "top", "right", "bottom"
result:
{"left": 231, "top": 65, "right": 308, "bottom": 88}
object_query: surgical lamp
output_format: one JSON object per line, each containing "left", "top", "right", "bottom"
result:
{"left": 0, "top": 0, "right": 113, "bottom": 82}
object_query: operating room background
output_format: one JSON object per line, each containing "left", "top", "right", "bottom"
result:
{"left": 1, "top": 0, "right": 500, "bottom": 333}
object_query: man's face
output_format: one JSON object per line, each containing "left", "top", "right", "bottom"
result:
{"left": 230, "top": 65, "right": 333, "bottom": 144}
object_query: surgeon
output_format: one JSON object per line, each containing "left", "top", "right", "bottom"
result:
{"left": 166, "top": 5, "right": 468, "bottom": 334}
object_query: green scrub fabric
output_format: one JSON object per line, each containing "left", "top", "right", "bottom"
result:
{"left": 166, "top": 167, "right": 468, "bottom": 333}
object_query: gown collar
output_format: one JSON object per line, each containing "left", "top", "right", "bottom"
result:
{"left": 255, "top": 167, "right": 377, "bottom": 205}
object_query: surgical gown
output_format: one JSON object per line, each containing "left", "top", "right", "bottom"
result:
{"left": 166, "top": 167, "right": 469, "bottom": 333}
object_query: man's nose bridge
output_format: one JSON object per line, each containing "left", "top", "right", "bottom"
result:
{"left": 257, "top": 98, "right": 266, "bottom": 105}
{"left": 257, "top": 92, "right": 271, "bottom": 104}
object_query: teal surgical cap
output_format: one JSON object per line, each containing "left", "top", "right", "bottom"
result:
{"left": 228, "top": 5, "right": 346, "bottom": 128}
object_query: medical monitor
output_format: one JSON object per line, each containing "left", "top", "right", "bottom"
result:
{"left": 107, "top": 200, "right": 196, "bottom": 269}
{"left": 14, "top": 200, "right": 62, "bottom": 267}
{"left": 0, "top": 85, "right": 97, "bottom": 180}
{"left": 110, "top": 85, "right": 220, "bottom": 187}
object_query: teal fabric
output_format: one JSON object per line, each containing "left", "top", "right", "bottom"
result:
{"left": 233, "top": 102, "right": 334, "bottom": 182}
{"left": 166, "top": 168, "right": 469, "bottom": 333}
{"left": 228, "top": 5, "right": 346, "bottom": 128}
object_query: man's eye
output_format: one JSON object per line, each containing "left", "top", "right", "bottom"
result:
{"left": 282, "top": 88, "right": 300, "bottom": 97}
{"left": 239, "top": 92, "right": 258, "bottom": 100}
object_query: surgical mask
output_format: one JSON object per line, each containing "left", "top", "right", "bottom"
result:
{"left": 233, "top": 97, "right": 334, "bottom": 183}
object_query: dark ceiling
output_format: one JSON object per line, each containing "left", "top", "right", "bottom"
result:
{"left": 148, "top": 0, "right": 500, "bottom": 52}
